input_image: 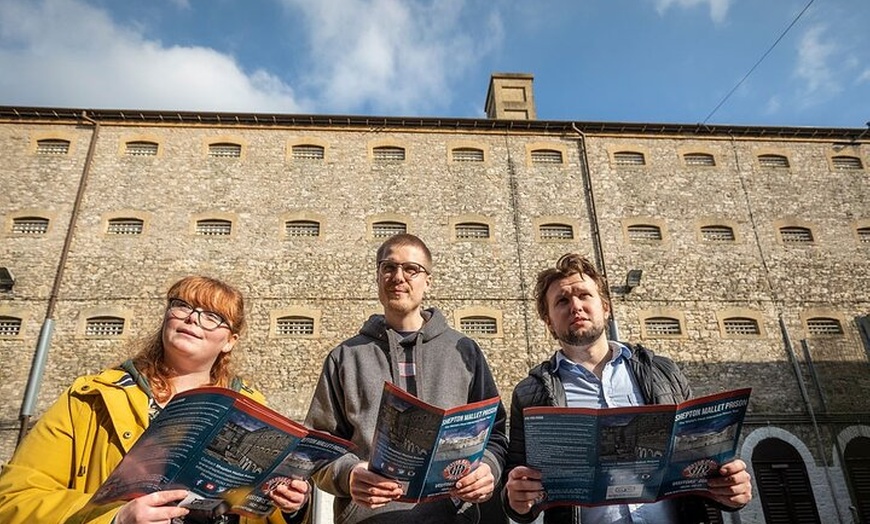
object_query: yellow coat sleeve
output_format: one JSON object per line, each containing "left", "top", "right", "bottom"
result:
{"left": 0, "top": 386, "right": 107, "bottom": 523}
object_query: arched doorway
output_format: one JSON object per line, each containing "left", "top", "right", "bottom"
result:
{"left": 844, "top": 436, "right": 870, "bottom": 523}
{"left": 752, "top": 437, "right": 821, "bottom": 523}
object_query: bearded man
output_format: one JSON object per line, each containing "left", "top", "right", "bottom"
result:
{"left": 503, "top": 253, "right": 752, "bottom": 524}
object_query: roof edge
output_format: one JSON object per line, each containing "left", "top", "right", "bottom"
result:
{"left": 0, "top": 105, "right": 867, "bottom": 141}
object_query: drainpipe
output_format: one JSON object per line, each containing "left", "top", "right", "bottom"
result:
{"left": 730, "top": 132, "right": 844, "bottom": 521}
{"left": 780, "top": 317, "right": 845, "bottom": 524}
{"left": 802, "top": 338, "right": 856, "bottom": 523}
{"left": 570, "top": 123, "right": 616, "bottom": 339}
{"left": 17, "top": 111, "right": 100, "bottom": 445}
{"left": 503, "top": 132, "right": 535, "bottom": 365}
{"left": 729, "top": 133, "right": 847, "bottom": 521}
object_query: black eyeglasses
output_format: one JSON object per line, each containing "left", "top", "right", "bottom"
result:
{"left": 166, "top": 298, "right": 230, "bottom": 331}
{"left": 377, "top": 260, "right": 430, "bottom": 280}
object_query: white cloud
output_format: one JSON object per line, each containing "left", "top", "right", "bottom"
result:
{"left": 654, "top": 0, "right": 731, "bottom": 24}
{"left": 279, "top": 0, "right": 503, "bottom": 115}
{"left": 0, "top": 0, "right": 303, "bottom": 112}
{"left": 793, "top": 25, "right": 841, "bottom": 105}
{"left": 0, "top": 0, "right": 503, "bottom": 115}
{"left": 858, "top": 69, "right": 870, "bottom": 85}
{"left": 764, "top": 95, "right": 781, "bottom": 116}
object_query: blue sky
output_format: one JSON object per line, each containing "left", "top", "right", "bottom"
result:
{"left": 0, "top": 0, "right": 867, "bottom": 128}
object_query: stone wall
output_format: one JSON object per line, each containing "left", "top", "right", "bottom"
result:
{"left": 1, "top": 114, "right": 868, "bottom": 521}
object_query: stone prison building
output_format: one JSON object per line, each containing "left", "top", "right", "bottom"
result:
{"left": 1, "top": 73, "right": 869, "bottom": 523}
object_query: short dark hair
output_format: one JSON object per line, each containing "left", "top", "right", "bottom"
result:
{"left": 376, "top": 233, "right": 432, "bottom": 271}
{"left": 534, "top": 253, "right": 611, "bottom": 321}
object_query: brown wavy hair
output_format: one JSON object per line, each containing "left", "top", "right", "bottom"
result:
{"left": 534, "top": 253, "right": 611, "bottom": 330}
{"left": 129, "top": 276, "right": 246, "bottom": 402}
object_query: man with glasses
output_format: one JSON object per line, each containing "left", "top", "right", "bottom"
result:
{"left": 305, "top": 234, "right": 508, "bottom": 524}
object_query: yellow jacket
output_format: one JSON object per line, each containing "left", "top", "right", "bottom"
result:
{"left": 0, "top": 367, "right": 303, "bottom": 524}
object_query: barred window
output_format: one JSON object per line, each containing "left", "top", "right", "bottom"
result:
{"left": 455, "top": 222, "right": 490, "bottom": 240}
{"left": 373, "top": 146, "right": 405, "bottom": 162}
{"left": 459, "top": 316, "right": 498, "bottom": 335}
{"left": 614, "top": 151, "right": 646, "bottom": 166}
{"left": 779, "top": 226, "right": 813, "bottom": 243}
{"left": 125, "top": 141, "right": 158, "bottom": 156}
{"left": 627, "top": 224, "right": 663, "bottom": 241}
{"left": 758, "top": 154, "right": 789, "bottom": 168}
{"left": 292, "top": 144, "right": 325, "bottom": 160}
{"left": 12, "top": 217, "right": 49, "bottom": 234}
{"left": 0, "top": 316, "right": 22, "bottom": 336}
{"left": 196, "top": 219, "right": 232, "bottom": 236}
{"left": 831, "top": 155, "right": 863, "bottom": 171}
{"left": 372, "top": 221, "right": 406, "bottom": 238}
{"left": 858, "top": 227, "right": 870, "bottom": 243}
{"left": 540, "top": 223, "right": 574, "bottom": 240}
{"left": 644, "top": 317, "right": 682, "bottom": 336}
{"left": 452, "top": 147, "right": 484, "bottom": 162}
{"left": 806, "top": 317, "right": 843, "bottom": 336}
{"left": 107, "top": 218, "right": 144, "bottom": 235}
{"left": 285, "top": 220, "right": 320, "bottom": 237}
{"left": 684, "top": 153, "right": 716, "bottom": 166}
{"left": 723, "top": 317, "right": 761, "bottom": 336}
{"left": 36, "top": 139, "right": 70, "bottom": 155}
{"left": 208, "top": 143, "right": 242, "bottom": 158}
{"left": 700, "top": 225, "right": 735, "bottom": 242}
{"left": 85, "top": 316, "right": 125, "bottom": 337}
{"left": 530, "top": 149, "right": 563, "bottom": 164}
{"left": 276, "top": 316, "right": 315, "bottom": 336}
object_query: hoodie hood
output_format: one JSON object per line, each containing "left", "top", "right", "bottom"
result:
{"left": 358, "top": 307, "right": 450, "bottom": 343}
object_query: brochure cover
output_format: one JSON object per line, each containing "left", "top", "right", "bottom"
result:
{"left": 368, "top": 382, "right": 501, "bottom": 502}
{"left": 69, "top": 387, "right": 353, "bottom": 522}
{"left": 523, "top": 387, "right": 751, "bottom": 509}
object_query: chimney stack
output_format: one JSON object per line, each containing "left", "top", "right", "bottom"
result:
{"left": 484, "top": 73, "right": 536, "bottom": 120}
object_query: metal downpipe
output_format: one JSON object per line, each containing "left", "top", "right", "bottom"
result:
{"left": 780, "top": 316, "right": 845, "bottom": 523}
{"left": 570, "top": 123, "right": 615, "bottom": 339}
{"left": 16, "top": 111, "right": 100, "bottom": 445}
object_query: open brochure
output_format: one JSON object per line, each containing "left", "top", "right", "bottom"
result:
{"left": 70, "top": 387, "right": 353, "bottom": 521}
{"left": 368, "top": 382, "right": 501, "bottom": 502}
{"left": 523, "top": 387, "right": 751, "bottom": 509}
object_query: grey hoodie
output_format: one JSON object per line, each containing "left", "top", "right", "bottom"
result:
{"left": 305, "top": 308, "right": 508, "bottom": 524}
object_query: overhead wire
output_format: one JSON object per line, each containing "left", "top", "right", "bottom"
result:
{"left": 701, "top": 0, "right": 816, "bottom": 125}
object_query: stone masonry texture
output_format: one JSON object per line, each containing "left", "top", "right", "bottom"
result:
{"left": 0, "top": 98, "right": 868, "bottom": 522}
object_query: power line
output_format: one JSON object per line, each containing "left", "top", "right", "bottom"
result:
{"left": 702, "top": 0, "right": 816, "bottom": 125}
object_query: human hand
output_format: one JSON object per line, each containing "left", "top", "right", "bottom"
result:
{"left": 505, "top": 466, "right": 544, "bottom": 515}
{"left": 114, "top": 490, "right": 190, "bottom": 524}
{"left": 451, "top": 462, "right": 494, "bottom": 503}
{"left": 707, "top": 459, "right": 752, "bottom": 508}
{"left": 268, "top": 479, "right": 311, "bottom": 514}
{"left": 349, "top": 462, "right": 404, "bottom": 508}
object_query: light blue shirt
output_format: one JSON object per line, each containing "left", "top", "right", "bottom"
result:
{"left": 554, "top": 342, "right": 678, "bottom": 524}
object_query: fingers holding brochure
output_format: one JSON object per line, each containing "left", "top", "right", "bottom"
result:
{"left": 505, "top": 465, "right": 544, "bottom": 515}
{"left": 451, "top": 462, "right": 495, "bottom": 503}
{"left": 350, "top": 463, "right": 404, "bottom": 509}
{"left": 707, "top": 459, "right": 752, "bottom": 509}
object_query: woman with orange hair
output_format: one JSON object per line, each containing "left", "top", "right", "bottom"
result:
{"left": 0, "top": 276, "right": 309, "bottom": 524}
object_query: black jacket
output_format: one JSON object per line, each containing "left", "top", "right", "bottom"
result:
{"left": 504, "top": 343, "right": 730, "bottom": 524}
